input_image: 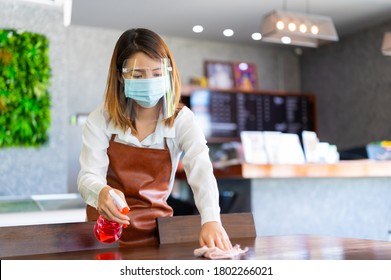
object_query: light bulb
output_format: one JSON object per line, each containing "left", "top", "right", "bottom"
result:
{"left": 192, "top": 25, "right": 203, "bottom": 33}
{"left": 299, "top": 23, "right": 307, "bottom": 33}
{"left": 288, "top": 22, "right": 297, "bottom": 32}
{"left": 281, "top": 36, "right": 291, "bottom": 44}
{"left": 223, "top": 29, "right": 234, "bottom": 37}
{"left": 276, "top": 20, "right": 285, "bottom": 30}
{"left": 252, "top": 32, "right": 262, "bottom": 40}
{"left": 311, "top": 25, "right": 319, "bottom": 35}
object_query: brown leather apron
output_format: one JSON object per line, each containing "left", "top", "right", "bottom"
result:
{"left": 86, "top": 135, "right": 173, "bottom": 247}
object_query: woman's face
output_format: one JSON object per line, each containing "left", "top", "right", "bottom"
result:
{"left": 122, "top": 52, "right": 163, "bottom": 80}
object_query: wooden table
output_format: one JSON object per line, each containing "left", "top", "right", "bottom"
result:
{"left": 3, "top": 233, "right": 391, "bottom": 260}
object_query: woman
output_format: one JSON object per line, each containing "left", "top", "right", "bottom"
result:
{"left": 78, "top": 28, "right": 232, "bottom": 250}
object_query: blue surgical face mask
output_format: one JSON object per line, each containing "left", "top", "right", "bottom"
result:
{"left": 124, "top": 76, "right": 166, "bottom": 108}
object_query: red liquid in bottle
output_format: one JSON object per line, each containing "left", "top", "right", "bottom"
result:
{"left": 94, "top": 215, "right": 123, "bottom": 243}
{"left": 94, "top": 190, "right": 130, "bottom": 243}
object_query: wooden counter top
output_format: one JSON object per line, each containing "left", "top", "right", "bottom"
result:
{"left": 176, "top": 160, "right": 391, "bottom": 179}
{"left": 2, "top": 219, "right": 391, "bottom": 260}
{"left": 4, "top": 233, "right": 391, "bottom": 260}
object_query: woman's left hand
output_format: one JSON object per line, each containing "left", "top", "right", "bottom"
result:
{"left": 199, "top": 221, "right": 233, "bottom": 251}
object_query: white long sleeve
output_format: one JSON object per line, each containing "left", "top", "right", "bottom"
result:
{"left": 77, "top": 104, "right": 221, "bottom": 224}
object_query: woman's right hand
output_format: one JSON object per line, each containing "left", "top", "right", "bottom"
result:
{"left": 97, "top": 186, "right": 130, "bottom": 226}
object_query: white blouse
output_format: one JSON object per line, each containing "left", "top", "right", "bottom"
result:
{"left": 77, "top": 104, "right": 221, "bottom": 225}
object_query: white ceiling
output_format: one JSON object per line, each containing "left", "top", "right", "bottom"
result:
{"left": 71, "top": 0, "right": 391, "bottom": 46}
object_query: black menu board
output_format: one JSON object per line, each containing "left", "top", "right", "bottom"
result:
{"left": 189, "top": 89, "right": 315, "bottom": 139}
{"left": 237, "top": 93, "right": 264, "bottom": 132}
{"left": 209, "top": 92, "right": 237, "bottom": 137}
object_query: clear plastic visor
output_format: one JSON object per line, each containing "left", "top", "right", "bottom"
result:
{"left": 122, "top": 58, "right": 175, "bottom": 120}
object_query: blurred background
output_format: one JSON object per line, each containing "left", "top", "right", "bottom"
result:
{"left": 1, "top": 0, "right": 391, "bottom": 240}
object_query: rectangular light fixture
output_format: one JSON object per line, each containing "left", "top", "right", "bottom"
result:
{"left": 21, "top": 0, "right": 72, "bottom": 27}
{"left": 381, "top": 32, "right": 391, "bottom": 56}
{"left": 261, "top": 10, "right": 339, "bottom": 48}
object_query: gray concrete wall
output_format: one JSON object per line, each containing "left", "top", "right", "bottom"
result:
{"left": 301, "top": 19, "right": 391, "bottom": 150}
{"left": 0, "top": 1, "right": 68, "bottom": 196}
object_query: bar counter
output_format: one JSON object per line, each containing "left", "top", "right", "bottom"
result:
{"left": 1, "top": 222, "right": 391, "bottom": 260}
{"left": 177, "top": 160, "right": 391, "bottom": 179}
{"left": 177, "top": 160, "right": 391, "bottom": 242}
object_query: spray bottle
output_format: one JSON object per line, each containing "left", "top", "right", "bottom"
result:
{"left": 94, "top": 189, "right": 130, "bottom": 244}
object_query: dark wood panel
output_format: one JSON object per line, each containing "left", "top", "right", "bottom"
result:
{"left": 157, "top": 213, "right": 256, "bottom": 244}
{"left": 0, "top": 221, "right": 117, "bottom": 258}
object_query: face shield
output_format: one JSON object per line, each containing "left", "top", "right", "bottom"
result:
{"left": 122, "top": 58, "right": 175, "bottom": 120}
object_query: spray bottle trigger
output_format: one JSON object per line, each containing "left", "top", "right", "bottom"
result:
{"left": 109, "top": 189, "right": 130, "bottom": 214}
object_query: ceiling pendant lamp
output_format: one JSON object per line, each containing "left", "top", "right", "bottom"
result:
{"left": 260, "top": 8, "right": 339, "bottom": 48}
{"left": 381, "top": 32, "right": 391, "bottom": 56}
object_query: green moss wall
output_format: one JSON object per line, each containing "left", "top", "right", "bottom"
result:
{"left": 0, "top": 29, "right": 51, "bottom": 147}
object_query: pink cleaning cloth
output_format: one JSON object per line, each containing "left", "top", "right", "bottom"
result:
{"left": 194, "top": 244, "right": 249, "bottom": 260}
